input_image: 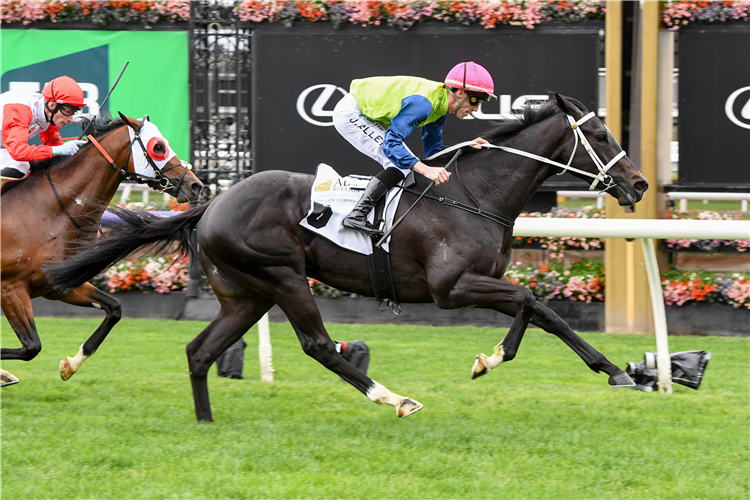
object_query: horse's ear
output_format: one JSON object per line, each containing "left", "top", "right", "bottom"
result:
{"left": 554, "top": 92, "right": 578, "bottom": 117}
{"left": 117, "top": 112, "right": 141, "bottom": 130}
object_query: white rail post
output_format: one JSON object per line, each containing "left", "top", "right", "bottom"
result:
{"left": 640, "top": 238, "right": 673, "bottom": 393}
{"left": 119, "top": 184, "right": 132, "bottom": 203}
{"left": 258, "top": 313, "right": 273, "bottom": 382}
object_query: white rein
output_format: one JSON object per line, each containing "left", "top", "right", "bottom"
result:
{"left": 427, "top": 112, "right": 627, "bottom": 192}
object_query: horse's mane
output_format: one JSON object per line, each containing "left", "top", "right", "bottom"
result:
{"left": 484, "top": 95, "right": 589, "bottom": 143}
{"left": 28, "top": 114, "right": 126, "bottom": 174}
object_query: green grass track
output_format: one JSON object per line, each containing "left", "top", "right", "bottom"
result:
{"left": 2, "top": 318, "right": 748, "bottom": 499}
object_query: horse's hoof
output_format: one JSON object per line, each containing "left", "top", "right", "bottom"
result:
{"left": 397, "top": 398, "right": 423, "bottom": 418}
{"left": 1, "top": 369, "right": 19, "bottom": 387}
{"left": 59, "top": 358, "right": 75, "bottom": 381}
{"left": 609, "top": 371, "right": 635, "bottom": 388}
{"left": 471, "top": 354, "right": 489, "bottom": 379}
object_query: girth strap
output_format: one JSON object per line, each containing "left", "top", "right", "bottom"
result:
{"left": 367, "top": 196, "right": 399, "bottom": 311}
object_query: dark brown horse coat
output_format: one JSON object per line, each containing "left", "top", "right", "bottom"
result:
{"left": 1, "top": 114, "right": 202, "bottom": 382}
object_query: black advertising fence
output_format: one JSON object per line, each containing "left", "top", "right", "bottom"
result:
{"left": 673, "top": 22, "right": 750, "bottom": 192}
{"left": 252, "top": 22, "right": 602, "bottom": 199}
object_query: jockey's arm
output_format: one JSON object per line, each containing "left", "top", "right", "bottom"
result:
{"left": 1, "top": 104, "right": 54, "bottom": 161}
{"left": 382, "top": 96, "right": 452, "bottom": 185}
{"left": 39, "top": 125, "right": 63, "bottom": 147}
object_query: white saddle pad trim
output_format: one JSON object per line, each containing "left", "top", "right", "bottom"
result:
{"left": 299, "top": 163, "right": 403, "bottom": 255}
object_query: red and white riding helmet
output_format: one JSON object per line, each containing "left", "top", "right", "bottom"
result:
{"left": 42, "top": 76, "right": 85, "bottom": 107}
{"left": 444, "top": 61, "right": 496, "bottom": 98}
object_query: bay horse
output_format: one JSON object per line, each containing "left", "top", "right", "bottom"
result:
{"left": 1, "top": 113, "right": 203, "bottom": 385}
{"left": 46, "top": 94, "right": 648, "bottom": 421}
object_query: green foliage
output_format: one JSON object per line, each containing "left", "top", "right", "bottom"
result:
{"left": 2, "top": 318, "right": 748, "bottom": 499}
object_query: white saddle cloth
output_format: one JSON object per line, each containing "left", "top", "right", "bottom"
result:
{"left": 298, "top": 163, "right": 403, "bottom": 255}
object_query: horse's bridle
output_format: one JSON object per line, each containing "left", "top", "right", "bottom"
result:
{"left": 48, "top": 120, "right": 192, "bottom": 231}
{"left": 429, "top": 112, "right": 627, "bottom": 193}
{"left": 121, "top": 117, "right": 192, "bottom": 195}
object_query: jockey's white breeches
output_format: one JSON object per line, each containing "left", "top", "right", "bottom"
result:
{"left": 0, "top": 148, "right": 30, "bottom": 175}
{"left": 332, "top": 94, "right": 413, "bottom": 178}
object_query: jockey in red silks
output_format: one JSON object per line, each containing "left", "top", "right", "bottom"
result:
{"left": 1, "top": 75, "right": 88, "bottom": 180}
{"left": 332, "top": 61, "right": 496, "bottom": 237}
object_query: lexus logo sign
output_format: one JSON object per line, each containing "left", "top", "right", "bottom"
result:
{"left": 725, "top": 86, "right": 750, "bottom": 130}
{"left": 296, "top": 84, "right": 540, "bottom": 127}
{"left": 296, "top": 84, "right": 348, "bottom": 127}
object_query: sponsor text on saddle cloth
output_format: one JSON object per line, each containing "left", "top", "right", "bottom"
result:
{"left": 299, "top": 164, "right": 404, "bottom": 254}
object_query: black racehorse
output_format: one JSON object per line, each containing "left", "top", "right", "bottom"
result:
{"left": 45, "top": 94, "right": 649, "bottom": 422}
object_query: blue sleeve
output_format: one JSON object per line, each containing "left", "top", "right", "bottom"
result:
{"left": 421, "top": 114, "right": 447, "bottom": 158}
{"left": 382, "top": 95, "right": 433, "bottom": 170}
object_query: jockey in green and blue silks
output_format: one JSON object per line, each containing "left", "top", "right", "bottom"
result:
{"left": 332, "top": 61, "right": 496, "bottom": 237}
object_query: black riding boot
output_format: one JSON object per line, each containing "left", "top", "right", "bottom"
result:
{"left": 343, "top": 177, "right": 389, "bottom": 237}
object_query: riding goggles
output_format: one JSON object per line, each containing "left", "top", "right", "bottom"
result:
{"left": 58, "top": 104, "right": 82, "bottom": 116}
{"left": 466, "top": 91, "right": 491, "bottom": 105}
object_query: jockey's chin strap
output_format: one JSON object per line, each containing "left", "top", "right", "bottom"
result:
{"left": 86, "top": 119, "right": 192, "bottom": 196}
{"left": 430, "top": 112, "right": 627, "bottom": 193}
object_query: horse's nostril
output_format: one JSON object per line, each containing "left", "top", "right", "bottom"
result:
{"left": 635, "top": 181, "right": 649, "bottom": 193}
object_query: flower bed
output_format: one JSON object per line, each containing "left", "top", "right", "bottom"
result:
{"left": 3, "top": 2, "right": 747, "bottom": 31}
{"left": 513, "top": 206, "right": 606, "bottom": 258}
{"left": 662, "top": 0, "right": 750, "bottom": 30}
{"left": 662, "top": 209, "right": 750, "bottom": 253}
{"left": 100, "top": 249, "right": 748, "bottom": 310}
{"left": 1, "top": 0, "right": 606, "bottom": 29}
{"left": 91, "top": 254, "right": 190, "bottom": 294}
{"left": 0, "top": 0, "right": 190, "bottom": 26}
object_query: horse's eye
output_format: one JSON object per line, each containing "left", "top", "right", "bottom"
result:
{"left": 595, "top": 134, "right": 607, "bottom": 143}
{"left": 154, "top": 142, "right": 166, "bottom": 154}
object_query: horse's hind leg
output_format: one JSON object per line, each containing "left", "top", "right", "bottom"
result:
{"left": 186, "top": 293, "right": 275, "bottom": 423}
{"left": 276, "top": 284, "right": 422, "bottom": 419}
{"left": 1, "top": 282, "right": 43, "bottom": 385}
{"left": 44, "top": 283, "right": 122, "bottom": 380}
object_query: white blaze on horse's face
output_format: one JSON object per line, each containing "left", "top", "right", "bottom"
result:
{"left": 127, "top": 119, "right": 176, "bottom": 177}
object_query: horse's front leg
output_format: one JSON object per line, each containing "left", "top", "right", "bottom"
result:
{"left": 435, "top": 274, "right": 537, "bottom": 378}
{"left": 432, "top": 273, "right": 634, "bottom": 387}
{"left": 44, "top": 283, "right": 122, "bottom": 380}
{"left": 523, "top": 299, "right": 635, "bottom": 387}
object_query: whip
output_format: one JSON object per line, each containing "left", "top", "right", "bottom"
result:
{"left": 78, "top": 61, "right": 129, "bottom": 140}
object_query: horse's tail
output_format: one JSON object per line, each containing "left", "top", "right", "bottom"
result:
{"left": 45, "top": 202, "right": 211, "bottom": 292}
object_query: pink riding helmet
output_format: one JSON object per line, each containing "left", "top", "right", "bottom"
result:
{"left": 444, "top": 61, "right": 496, "bottom": 98}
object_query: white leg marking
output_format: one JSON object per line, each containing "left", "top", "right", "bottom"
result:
{"left": 92, "top": 302, "right": 102, "bottom": 309}
{"left": 485, "top": 343, "right": 505, "bottom": 371}
{"left": 366, "top": 382, "right": 403, "bottom": 407}
{"left": 67, "top": 345, "right": 90, "bottom": 373}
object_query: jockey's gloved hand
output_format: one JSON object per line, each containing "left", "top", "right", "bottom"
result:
{"left": 51, "top": 139, "right": 87, "bottom": 157}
